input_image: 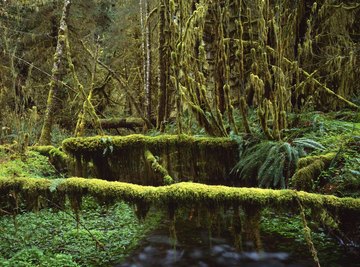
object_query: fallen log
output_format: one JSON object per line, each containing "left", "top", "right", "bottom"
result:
{"left": 1, "top": 177, "right": 359, "bottom": 215}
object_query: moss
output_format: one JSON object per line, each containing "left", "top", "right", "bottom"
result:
{"left": 0, "top": 151, "right": 58, "bottom": 179}
{"left": 243, "top": 205, "right": 262, "bottom": 250}
{"left": 291, "top": 153, "right": 336, "bottom": 191}
{"left": 49, "top": 147, "right": 69, "bottom": 161}
{"left": 1, "top": 177, "right": 359, "bottom": 216}
{"left": 62, "top": 134, "right": 237, "bottom": 156}
{"left": 30, "top": 146, "right": 55, "bottom": 156}
{"left": 62, "top": 134, "right": 238, "bottom": 184}
{"left": 297, "top": 153, "right": 336, "bottom": 169}
{"left": 144, "top": 149, "right": 174, "bottom": 185}
{"left": 49, "top": 147, "right": 69, "bottom": 173}
{"left": 30, "top": 146, "right": 69, "bottom": 174}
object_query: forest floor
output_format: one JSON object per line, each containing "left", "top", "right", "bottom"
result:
{"left": 0, "top": 150, "right": 162, "bottom": 267}
{"left": 0, "top": 111, "right": 359, "bottom": 266}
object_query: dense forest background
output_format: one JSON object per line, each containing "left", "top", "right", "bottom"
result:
{"left": 0, "top": 0, "right": 359, "bottom": 145}
{"left": 0, "top": 1, "right": 360, "bottom": 266}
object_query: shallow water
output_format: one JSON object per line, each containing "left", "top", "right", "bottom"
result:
{"left": 116, "top": 215, "right": 360, "bottom": 267}
{"left": 116, "top": 222, "right": 321, "bottom": 267}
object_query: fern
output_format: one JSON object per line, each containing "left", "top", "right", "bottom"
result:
{"left": 231, "top": 141, "right": 275, "bottom": 185}
{"left": 232, "top": 138, "right": 324, "bottom": 189}
{"left": 293, "top": 138, "right": 325, "bottom": 151}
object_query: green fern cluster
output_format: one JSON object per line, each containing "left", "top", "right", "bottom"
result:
{"left": 232, "top": 138, "right": 325, "bottom": 188}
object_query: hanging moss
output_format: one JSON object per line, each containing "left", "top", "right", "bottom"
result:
{"left": 62, "top": 134, "right": 238, "bottom": 185}
{"left": 0, "top": 176, "right": 66, "bottom": 213}
{"left": 291, "top": 153, "right": 336, "bottom": 191}
{"left": 1, "top": 176, "right": 359, "bottom": 254}
{"left": 62, "top": 134, "right": 235, "bottom": 155}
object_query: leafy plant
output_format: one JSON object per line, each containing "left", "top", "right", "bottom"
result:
{"left": 99, "top": 137, "right": 114, "bottom": 156}
{"left": 0, "top": 201, "right": 162, "bottom": 266}
{"left": 0, "top": 247, "right": 80, "bottom": 267}
{"left": 232, "top": 138, "right": 325, "bottom": 188}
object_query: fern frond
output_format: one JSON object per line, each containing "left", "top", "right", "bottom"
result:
{"left": 232, "top": 137, "right": 323, "bottom": 189}
{"left": 231, "top": 141, "right": 274, "bottom": 183}
{"left": 258, "top": 145, "right": 279, "bottom": 177}
{"left": 281, "top": 142, "right": 293, "bottom": 163}
{"left": 273, "top": 155, "right": 286, "bottom": 188}
{"left": 293, "top": 138, "right": 325, "bottom": 151}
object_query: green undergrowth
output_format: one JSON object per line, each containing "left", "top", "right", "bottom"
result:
{"left": 231, "top": 137, "right": 325, "bottom": 189}
{"left": 0, "top": 200, "right": 162, "bottom": 267}
{"left": 293, "top": 112, "right": 360, "bottom": 197}
{"left": 260, "top": 211, "right": 348, "bottom": 265}
{"left": 0, "top": 150, "right": 59, "bottom": 179}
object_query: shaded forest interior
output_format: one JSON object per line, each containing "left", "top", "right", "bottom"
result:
{"left": 0, "top": 0, "right": 359, "bottom": 143}
{"left": 0, "top": 0, "right": 360, "bottom": 266}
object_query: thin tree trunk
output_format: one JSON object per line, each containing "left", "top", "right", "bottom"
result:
{"left": 74, "top": 41, "right": 103, "bottom": 137}
{"left": 141, "top": 0, "right": 152, "bottom": 121}
{"left": 39, "top": 0, "right": 71, "bottom": 145}
{"left": 156, "top": 0, "right": 168, "bottom": 130}
{"left": 140, "top": 0, "right": 147, "bottom": 114}
{"left": 145, "top": 0, "right": 152, "bottom": 120}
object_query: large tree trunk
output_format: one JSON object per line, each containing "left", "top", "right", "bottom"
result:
{"left": 39, "top": 0, "right": 71, "bottom": 145}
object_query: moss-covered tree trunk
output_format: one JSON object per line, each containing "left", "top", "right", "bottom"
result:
{"left": 140, "top": 0, "right": 152, "bottom": 121}
{"left": 156, "top": 0, "right": 169, "bottom": 131}
{"left": 39, "top": 0, "right": 71, "bottom": 145}
{"left": 145, "top": 0, "right": 152, "bottom": 120}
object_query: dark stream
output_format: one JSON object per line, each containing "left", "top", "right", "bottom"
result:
{"left": 116, "top": 219, "right": 360, "bottom": 267}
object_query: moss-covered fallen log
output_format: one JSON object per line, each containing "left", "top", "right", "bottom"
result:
{"left": 62, "top": 134, "right": 236, "bottom": 155}
{"left": 292, "top": 153, "right": 336, "bottom": 191}
{"left": 62, "top": 134, "right": 238, "bottom": 184}
{"left": 1, "top": 177, "right": 359, "bottom": 214}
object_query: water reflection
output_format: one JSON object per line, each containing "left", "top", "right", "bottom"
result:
{"left": 117, "top": 231, "right": 312, "bottom": 267}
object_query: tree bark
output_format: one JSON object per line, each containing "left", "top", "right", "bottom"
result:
{"left": 39, "top": 0, "right": 71, "bottom": 145}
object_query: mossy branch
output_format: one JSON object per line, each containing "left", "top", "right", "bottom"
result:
{"left": 266, "top": 46, "right": 360, "bottom": 111}
{"left": 74, "top": 41, "right": 103, "bottom": 137}
{"left": 144, "top": 149, "right": 174, "bottom": 185}
{"left": 297, "top": 198, "right": 321, "bottom": 267}
{"left": 80, "top": 40, "right": 154, "bottom": 130}
{"left": 38, "top": 0, "right": 71, "bottom": 145}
